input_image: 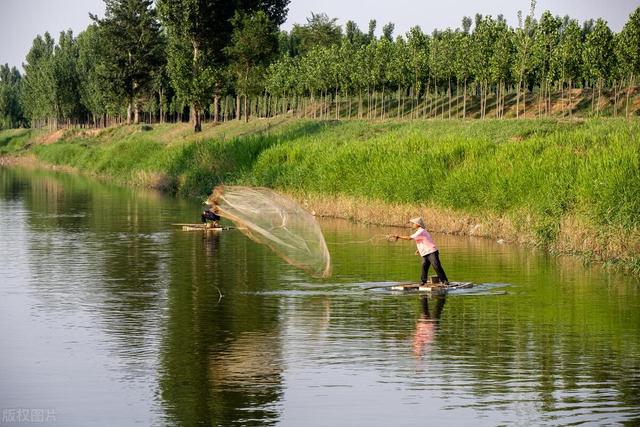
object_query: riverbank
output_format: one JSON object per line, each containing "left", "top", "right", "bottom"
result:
{"left": 1, "top": 117, "right": 639, "bottom": 273}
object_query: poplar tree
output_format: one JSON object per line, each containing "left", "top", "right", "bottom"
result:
{"left": 532, "top": 11, "right": 561, "bottom": 117}
{"left": 76, "top": 25, "right": 108, "bottom": 126}
{"left": 406, "top": 26, "right": 428, "bottom": 118}
{"left": 92, "top": 0, "right": 164, "bottom": 125}
{"left": 22, "top": 33, "right": 56, "bottom": 128}
{"left": 158, "top": 0, "right": 289, "bottom": 131}
{"left": 389, "top": 36, "right": 410, "bottom": 118}
{"left": 490, "top": 19, "right": 514, "bottom": 118}
{"left": 0, "top": 65, "right": 24, "bottom": 129}
{"left": 453, "top": 28, "right": 471, "bottom": 118}
{"left": 52, "top": 30, "right": 83, "bottom": 125}
{"left": 226, "top": 11, "right": 278, "bottom": 121}
{"left": 513, "top": 0, "right": 537, "bottom": 118}
{"left": 471, "top": 17, "right": 495, "bottom": 118}
{"left": 556, "top": 19, "right": 582, "bottom": 116}
{"left": 345, "top": 21, "right": 366, "bottom": 46}
{"left": 290, "top": 12, "right": 342, "bottom": 55}
{"left": 616, "top": 7, "right": 640, "bottom": 117}
{"left": 583, "top": 19, "right": 614, "bottom": 116}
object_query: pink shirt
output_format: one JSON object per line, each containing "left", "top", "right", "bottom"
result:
{"left": 410, "top": 227, "right": 438, "bottom": 256}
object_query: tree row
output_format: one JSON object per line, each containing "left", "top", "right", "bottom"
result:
{"left": 1, "top": 1, "right": 639, "bottom": 132}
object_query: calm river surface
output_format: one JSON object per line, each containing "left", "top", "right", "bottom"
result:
{"left": 1, "top": 167, "right": 639, "bottom": 426}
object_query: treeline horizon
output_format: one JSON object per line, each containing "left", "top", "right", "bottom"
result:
{"left": 0, "top": 0, "right": 639, "bottom": 132}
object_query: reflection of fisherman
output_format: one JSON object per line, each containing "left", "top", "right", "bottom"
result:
{"left": 201, "top": 202, "right": 221, "bottom": 228}
{"left": 395, "top": 217, "right": 449, "bottom": 286}
{"left": 203, "top": 229, "right": 220, "bottom": 256}
{"left": 413, "top": 296, "right": 446, "bottom": 357}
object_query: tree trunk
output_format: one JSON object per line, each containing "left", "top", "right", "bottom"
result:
{"left": 448, "top": 78, "right": 452, "bottom": 119}
{"left": 480, "top": 82, "right": 484, "bottom": 119}
{"left": 335, "top": 86, "right": 339, "bottom": 120}
{"left": 523, "top": 83, "right": 527, "bottom": 117}
{"left": 613, "top": 80, "right": 618, "bottom": 117}
{"left": 213, "top": 94, "right": 219, "bottom": 123}
{"left": 516, "top": 80, "right": 521, "bottom": 118}
{"left": 244, "top": 95, "right": 249, "bottom": 122}
{"left": 192, "top": 104, "right": 202, "bottom": 132}
{"left": 223, "top": 96, "right": 228, "bottom": 122}
{"left": 134, "top": 100, "right": 140, "bottom": 125}
{"left": 537, "top": 79, "right": 542, "bottom": 118}
{"left": 625, "top": 74, "right": 633, "bottom": 119}
{"left": 433, "top": 80, "right": 437, "bottom": 118}
{"left": 236, "top": 95, "right": 241, "bottom": 121}
{"left": 597, "top": 78, "right": 602, "bottom": 117}
{"left": 463, "top": 79, "right": 467, "bottom": 119}
{"left": 371, "top": 86, "right": 378, "bottom": 120}
{"left": 127, "top": 102, "right": 133, "bottom": 125}
{"left": 568, "top": 80, "right": 572, "bottom": 119}
{"left": 495, "top": 82, "right": 500, "bottom": 118}
{"left": 159, "top": 88, "right": 164, "bottom": 124}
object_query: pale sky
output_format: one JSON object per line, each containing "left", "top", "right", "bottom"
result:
{"left": 1, "top": 0, "right": 639, "bottom": 70}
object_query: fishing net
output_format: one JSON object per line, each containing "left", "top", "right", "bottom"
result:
{"left": 208, "top": 185, "right": 331, "bottom": 278}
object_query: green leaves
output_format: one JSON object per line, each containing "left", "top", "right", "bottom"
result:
{"left": 582, "top": 19, "right": 614, "bottom": 83}
{"left": 0, "top": 65, "right": 24, "bottom": 129}
{"left": 226, "top": 11, "right": 279, "bottom": 97}
{"left": 616, "top": 8, "right": 640, "bottom": 79}
{"left": 94, "top": 0, "right": 165, "bottom": 120}
{"left": 290, "top": 12, "right": 342, "bottom": 56}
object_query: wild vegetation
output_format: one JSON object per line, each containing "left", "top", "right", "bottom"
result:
{"left": 1, "top": 118, "right": 638, "bottom": 271}
{"left": 1, "top": 1, "right": 639, "bottom": 131}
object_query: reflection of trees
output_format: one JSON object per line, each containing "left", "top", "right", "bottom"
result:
{"left": 160, "top": 232, "right": 285, "bottom": 426}
{"left": 12, "top": 167, "right": 172, "bottom": 373}
{"left": 431, "top": 287, "right": 640, "bottom": 417}
{"left": 4, "top": 167, "right": 287, "bottom": 425}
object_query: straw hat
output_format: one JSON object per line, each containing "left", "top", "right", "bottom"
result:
{"left": 409, "top": 217, "right": 425, "bottom": 228}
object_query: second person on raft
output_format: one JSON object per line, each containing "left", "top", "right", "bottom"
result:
{"left": 395, "top": 217, "right": 449, "bottom": 286}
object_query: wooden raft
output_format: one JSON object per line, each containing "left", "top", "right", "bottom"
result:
{"left": 171, "top": 223, "right": 228, "bottom": 232}
{"left": 390, "top": 281, "right": 474, "bottom": 293}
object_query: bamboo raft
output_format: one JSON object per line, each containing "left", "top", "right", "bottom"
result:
{"left": 171, "top": 223, "right": 232, "bottom": 232}
{"left": 390, "top": 281, "right": 474, "bottom": 294}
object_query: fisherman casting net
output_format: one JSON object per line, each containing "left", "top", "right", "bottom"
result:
{"left": 208, "top": 185, "right": 332, "bottom": 278}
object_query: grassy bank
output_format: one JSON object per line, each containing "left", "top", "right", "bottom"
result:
{"left": 1, "top": 117, "right": 639, "bottom": 272}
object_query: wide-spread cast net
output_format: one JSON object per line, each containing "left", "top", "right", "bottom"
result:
{"left": 208, "top": 185, "right": 331, "bottom": 278}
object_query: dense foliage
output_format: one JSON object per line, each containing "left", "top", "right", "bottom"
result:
{"left": 1, "top": 1, "right": 639, "bottom": 131}
{"left": 265, "top": 7, "right": 640, "bottom": 120}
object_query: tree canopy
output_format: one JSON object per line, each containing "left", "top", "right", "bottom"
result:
{"left": 3, "top": 1, "right": 640, "bottom": 131}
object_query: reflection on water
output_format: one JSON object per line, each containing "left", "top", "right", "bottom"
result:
{"left": 413, "top": 296, "right": 446, "bottom": 357}
{"left": 1, "top": 167, "right": 639, "bottom": 426}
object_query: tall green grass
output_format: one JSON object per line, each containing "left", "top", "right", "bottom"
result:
{"left": 248, "top": 119, "right": 639, "bottom": 243}
{"left": 0, "top": 129, "right": 39, "bottom": 154}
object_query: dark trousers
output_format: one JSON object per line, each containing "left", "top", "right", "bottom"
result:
{"left": 421, "top": 250, "right": 448, "bottom": 284}
{"left": 201, "top": 211, "right": 220, "bottom": 223}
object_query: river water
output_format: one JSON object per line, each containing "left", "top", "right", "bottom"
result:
{"left": 1, "top": 166, "right": 639, "bottom": 426}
